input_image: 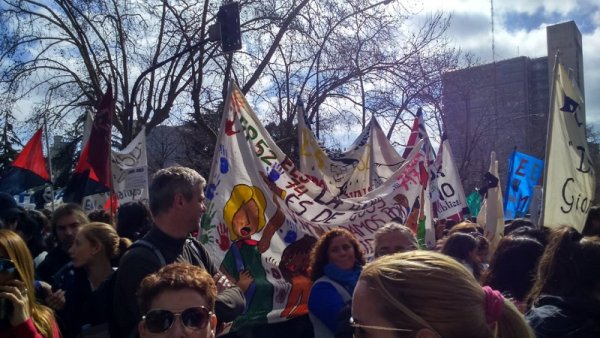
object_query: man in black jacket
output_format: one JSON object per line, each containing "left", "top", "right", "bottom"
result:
{"left": 113, "top": 166, "right": 244, "bottom": 338}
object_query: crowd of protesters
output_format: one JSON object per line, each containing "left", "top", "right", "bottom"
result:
{"left": 1, "top": 166, "right": 599, "bottom": 338}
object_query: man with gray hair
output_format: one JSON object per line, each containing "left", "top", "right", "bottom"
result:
{"left": 114, "top": 166, "right": 244, "bottom": 338}
{"left": 373, "top": 221, "right": 418, "bottom": 258}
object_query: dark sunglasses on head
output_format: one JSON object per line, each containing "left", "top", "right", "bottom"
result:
{"left": 142, "top": 306, "right": 212, "bottom": 333}
{"left": 0, "top": 258, "right": 15, "bottom": 274}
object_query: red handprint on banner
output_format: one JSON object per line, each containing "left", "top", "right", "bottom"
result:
{"left": 216, "top": 222, "right": 230, "bottom": 251}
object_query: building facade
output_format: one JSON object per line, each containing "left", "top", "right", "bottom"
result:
{"left": 442, "top": 21, "right": 584, "bottom": 194}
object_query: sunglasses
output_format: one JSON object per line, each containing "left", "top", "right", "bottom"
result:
{"left": 0, "top": 259, "right": 15, "bottom": 274}
{"left": 142, "top": 306, "right": 212, "bottom": 333}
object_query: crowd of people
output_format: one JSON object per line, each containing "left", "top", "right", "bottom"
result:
{"left": 0, "top": 165, "right": 599, "bottom": 338}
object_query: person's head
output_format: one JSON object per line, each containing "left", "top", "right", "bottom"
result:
{"left": 482, "top": 236, "right": 544, "bottom": 301}
{"left": 0, "top": 192, "right": 23, "bottom": 230}
{"left": 353, "top": 251, "right": 535, "bottom": 338}
{"left": 149, "top": 167, "right": 206, "bottom": 233}
{"left": 309, "top": 227, "right": 365, "bottom": 281}
{"left": 0, "top": 229, "right": 55, "bottom": 336}
{"left": 69, "top": 222, "right": 124, "bottom": 268}
{"left": 527, "top": 226, "right": 600, "bottom": 305}
{"left": 475, "top": 235, "right": 490, "bottom": 264}
{"left": 116, "top": 201, "right": 152, "bottom": 241}
{"left": 51, "top": 203, "right": 89, "bottom": 251}
{"left": 447, "top": 221, "right": 483, "bottom": 237}
{"left": 441, "top": 232, "right": 478, "bottom": 262}
{"left": 14, "top": 211, "right": 47, "bottom": 257}
{"left": 507, "top": 226, "right": 548, "bottom": 246}
{"left": 583, "top": 205, "right": 600, "bottom": 236}
{"left": 504, "top": 218, "right": 534, "bottom": 236}
{"left": 88, "top": 209, "right": 114, "bottom": 225}
{"left": 373, "top": 222, "right": 418, "bottom": 258}
{"left": 137, "top": 263, "right": 217, "bottom": 338}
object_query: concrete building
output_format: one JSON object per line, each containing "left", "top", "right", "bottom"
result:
{"left": 441, "top": 21, "right": 584, "bottom": 193}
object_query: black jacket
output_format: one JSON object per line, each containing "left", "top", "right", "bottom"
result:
{"left": 113, "top": 226, "right": 245, "bottom": 338}
{"left": 526, "top": 295, "right": 600, "bottom": 338}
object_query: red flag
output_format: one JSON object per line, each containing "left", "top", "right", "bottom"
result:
{"left": 87, "top": 84, "right": 114, "bottom": 188}
{"left": 63, "top": 85, "right": 114, "bottom": 203}
{"left": 402, "top": 108, "right": 423, "bottom": 159}
{"left": 0, "top": 128, "right": 50, "bottom": 195}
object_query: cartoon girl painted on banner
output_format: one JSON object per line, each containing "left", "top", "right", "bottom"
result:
{"left": 220, "top": 182, "right": 285, "bottom": 329}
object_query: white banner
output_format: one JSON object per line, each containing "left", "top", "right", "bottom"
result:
{"left": 542, "top": 63, "right": 595, "bottom": 232}
{"left": 477, "top": 152, "right": 504, "bottom": 248}
{"left": 297, "top": 104, "right": 404, "bottom": 198}
{"left": 434, "top": 137, "right": 467, "bottom": 218}
{"left": 201, "top": 84, "right": 428, "bottom": 330}
{"left": 111, "top": 128, "right": 149, "bottom": 204}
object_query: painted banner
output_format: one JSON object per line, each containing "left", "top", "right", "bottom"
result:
{"left": 297, "top": 103, "right": 404, "bottom": 198}
{"left": 111, "top": 128, "right": 149, "bottom": 204}
{"left": 504, "top": 150, "right": 543, "bottom": 220}
{"left": 477, "top": 151, "right": 504, "bottom": 248}
{"left": 433, "top": 135, "right": 467, "bottom": 219}
{"left": 201, "top": 83, "right": 432, "bottom": 331}
{"left": 541, "top": 63, "right": 595, "bottom": 232}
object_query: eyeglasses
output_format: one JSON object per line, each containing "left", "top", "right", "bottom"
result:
{"left": 0, "top": 259, "right": 15, "bottom": 274}
{"left": 142, "top": 306, "right": 212, "bottom": 333}
{"left": 350, "top": 317, "right": 412, "bottom": 337}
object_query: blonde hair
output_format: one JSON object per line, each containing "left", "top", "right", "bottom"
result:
{"left": 359, "top": 251, "right": 534, "bottom": 338}
{"left": 0, "top": 230, "right": 56, "bottom": 338}
{"left": 223, "top": 185, "right": 267, "bottom": 240}
{"left": 78, "top": 222, "right": 127, "bottom": 259}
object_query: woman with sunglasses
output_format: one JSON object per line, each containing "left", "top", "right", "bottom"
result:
{"left": 352, "top": 251, "right": 534, "bottom": 338}
{"left": 0, "top": 229, "right": 60, "bottom": 337}
{"left": 137, "top": 263, "right": 217, "bottom": 338}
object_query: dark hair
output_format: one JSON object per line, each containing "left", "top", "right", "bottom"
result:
{"left": 279, "top": 235, "right": 317, "bottom": 281}
{"left": 526, "top": 226, "right": 600, "bottom": 306}
{"left": 51, "top": 203, "right": 89, "bottom": 234}
{"left": 583, "top": 205, "right": 600, "bottom": 236}
{"left": 87, "top": 209, "right": 114, "bottom": 225}
{"left": 116, "top": 201, "right": 152, "bottom": 241}
{"left": 504, "top": 218, "right": 534, "bottom": 236}
{"left": 507, "top": 226, "right": 548, "bottom": 246}
{"left": 441, "top": 232, "right": 480, "bottom": 279}
{"left": 482, "top": 236, "right": 544, "bottom": 301}
{"left": 16, "top": 211, "right": 47, "bottom": 258}
{"left": 137, "top": 263, "right": 217, "bottom": 315}
{"left": 309, "top": 228, "right": 365, "bottom": 281}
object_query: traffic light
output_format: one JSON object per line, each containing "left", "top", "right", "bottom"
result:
{"left": 218, "top": 2, "right": 242, "bottom": 53}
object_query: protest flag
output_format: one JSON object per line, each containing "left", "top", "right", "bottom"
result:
{"left": 0, "top": 128, "right": 50, "bottom": 195}
{"left": 503, "top": 149, "right": 543, "bottom": 220}
{"left": 477, "top": 151, "right": 504, "bottom": 248}
{"left": 433, "top": 133, "right": 468, "bottom": 219}
{"left": 63, "top": 84, "right": 114, "bottom": 203}
{"left": 541, "top": 61, "right": 595, "bottom": 232}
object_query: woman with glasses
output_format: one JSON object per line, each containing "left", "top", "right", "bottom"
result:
{"left": 308, "top": 228, "right": 366, "bottom": 338}
{"left": 0, "top": 229, "right": 60, "bottom": 337}
{"left": 352, "top": 251, "right": 534, "bottom": 338}
{"left": 137, "top": 263, "right": 217, "bottom": 338}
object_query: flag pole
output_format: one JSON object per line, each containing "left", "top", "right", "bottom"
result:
{"left": 43, "top": 111, "right": 55, "bottom": 212}
{"left": 539, "top": 51, "right": 560, "bottom": 227}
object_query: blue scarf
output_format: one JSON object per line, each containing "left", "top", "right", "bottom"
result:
{"left": 324, "top": 263, "right": 362, "bottom": 295}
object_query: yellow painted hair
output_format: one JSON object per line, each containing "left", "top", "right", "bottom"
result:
{"left": 223, "top": 185, "right": 267, "bottom": 240}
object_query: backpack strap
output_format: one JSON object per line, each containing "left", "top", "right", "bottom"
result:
{"left": 131, "top": 239, "right": 166, "bottom": 266}
{"left": 314, "top": 275, "right": 352, "bottom": 303}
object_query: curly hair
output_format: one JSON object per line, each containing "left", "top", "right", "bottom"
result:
{"left": 137, "top": 263, "right": 217, "bottom": 315}
{"left": 309, "top": 227, "right": 365, "bottom": 281}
